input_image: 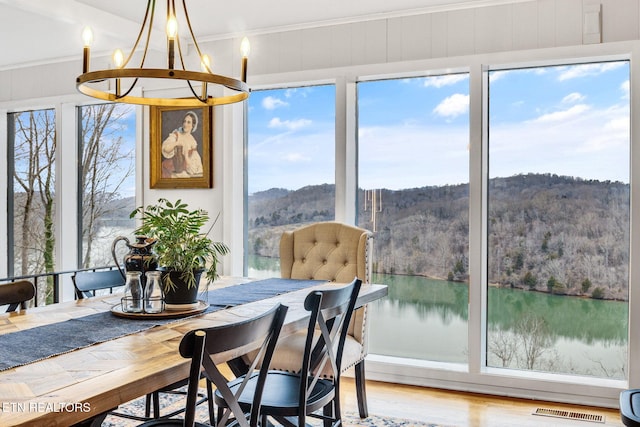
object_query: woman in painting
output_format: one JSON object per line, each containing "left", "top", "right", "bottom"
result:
{"left": 161, "top": 111, "right": 203, "bottom": 178}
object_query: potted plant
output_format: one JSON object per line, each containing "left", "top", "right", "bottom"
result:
{"left": 130, "top": 198, "right": 229, "bottom": 308}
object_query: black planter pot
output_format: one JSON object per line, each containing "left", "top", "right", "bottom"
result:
{"left": 161, "top": 269, "right": 202, "bottom": 310}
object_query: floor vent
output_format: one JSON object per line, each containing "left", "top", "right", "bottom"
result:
{"left": 533, "top": 408, "right": 605, "bottom": 423}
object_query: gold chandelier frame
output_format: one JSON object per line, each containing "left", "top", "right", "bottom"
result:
{"left": 76, "top": 0, "right": 250, "bottom": 107}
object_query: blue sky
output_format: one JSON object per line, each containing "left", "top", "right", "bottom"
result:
{"left": 489, "top": 61, "right": 629, "bottom": 184}
{"left": 358, "top": 75, "right": 470, "bottom": 190}
{"left": 248, "top": 60, "right": 629, "bottom": 193}
{"left": 248, "top": 86, "right": 336, "bottom": 193}
{"left": 113, "top": 105, "right": 136, "bottom": 197}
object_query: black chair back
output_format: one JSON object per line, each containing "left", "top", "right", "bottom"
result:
{"left": 213, "top": 278, "right": 362, "bottom": 427}
{"left": 72, "top": 269, "right": 125, "bottom": 299}
{"left": 179, "top": 303, "right": 288, "bottom": 427}
{"left": 0, "top": 280, "right": 35, "bottom": 312}
{"left": 298, "top": 278, "right": 362, "bottom": 424}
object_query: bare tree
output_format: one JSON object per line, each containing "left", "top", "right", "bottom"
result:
{"left": 488, "top": 327, "right": 518, "bottom": 367}
{"left": 10, "top": 104, "right": 134, "bottom": 305}
{"left": 13, "top": 110, "right": 56, "bottom": 304}
{"left": 515, "top": 312, "right": 555, "bottom": 370}
{"left": 79, "top": 103, "right": 135, "bottom": 267}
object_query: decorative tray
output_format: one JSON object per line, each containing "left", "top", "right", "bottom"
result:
{"left": 110, "top": 300, "right": 208, "bottom": 319}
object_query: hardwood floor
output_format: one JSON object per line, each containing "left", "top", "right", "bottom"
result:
{"left": 340, "top": 377, "right": 624, "bottom": 426}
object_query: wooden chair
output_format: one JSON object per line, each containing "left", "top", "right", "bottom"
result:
{"left": 277, "top": 221, "right": 373, "bottom": 417}
{"left": 72, "top": 269, "right": 213, "bottom": 422}
{"left": 218, "top": 278, "right": 362, "bottom": 427}
{"left": 0, "top": 280, "right": 35, "bottom": 312}
{"left": 620, "top": 389, "right": 640, "bottom": 426}
{"left": 138, "top": 303, "right": 288, "bottom": 427}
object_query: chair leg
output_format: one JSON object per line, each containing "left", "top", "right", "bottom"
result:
{"left": 323, "top": 403, "right": 334, "bottom": 427}
{"left": 144, "top": 393, "right": 153, "bottom": 418}
{"left": 206, "top": 379, "right": 215, "bottom": 425}
{"left": 354, "top": 360, "right": 368, "bottom": 418}
{"left": 152, "top": 391, "right": 160, "bottom": 418}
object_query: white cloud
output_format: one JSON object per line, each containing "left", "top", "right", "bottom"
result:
{"left": 358, "top": 124, "right": 469, "bottom": 189}
{"left": 433, "top": 93, "right": 469, "bottom": 118}
{"left": 490, "top": 102, "right": 629, "bottom": 183}
{"left": 604, "top": 115, "right": 629, "bottom": 133}
{"left": 262, "top": 96, "right": 288, "bottom": 110}
{"left": 562, "top": 92, "right": 585, "bottom": 104}
{"left": 489, "top": 70, "right": 509, "bottom": 83}
{"left": 530, "top": 104, "right": 590, "bottom": 123}
{"left": 284, "top": 87, "right": 311, "bottom": 98}
{"left": 283, "top": 152, "right": 310, "bottom": 162}
{"left": 557, "top": 62, "right": 625, "bottom": 81}
{"left": 248, "top": 129, "right": 335, "bottom": 193}
{"left": 490, "top": 68, "right": 547, "bottom": 83}
{"left": 622, "top": 80, "right": 630, "bottom": 99}
{"left": 268, "top": 117, "right": 312, "bottom": 130}
{"left": 423, "top": 74, "right": 469, "bottom": 88}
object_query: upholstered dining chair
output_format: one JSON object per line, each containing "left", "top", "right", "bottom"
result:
{"left": 275, "top": 221, "right": 373, "bottom": 418}
{"left": 0, "top": 280, "right": 35, "bottom": 312}
{"left": 138, "top": 303, "right": 288, "bottom": 427}
{"left": 217, "top": 279, "right": 362, "bottom": 427}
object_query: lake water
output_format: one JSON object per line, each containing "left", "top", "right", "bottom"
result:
{"left": 250, "top": 255, "right": 628, "bottom": 380}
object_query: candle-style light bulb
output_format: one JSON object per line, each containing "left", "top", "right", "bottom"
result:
{"left": 113, "top": 49, "right": 124, "bottom": 68}
{"left": 166, "top": 15, "right": 178, "bottom": 69}
{"left": 200, "top": 54, "right": 211, "bottom": 100}
{"left": 82, "top": 26, "right": 93, "bottom": 47}
{"left": 113, "top": 48, "right": 124, "bottom": 98}
{"left": 240, "top": 37, "right": 250, "bottom": 83}
{"left": 166, "top": 15, "right": 178, "bottom": 39}
{"left": 240, "top": 37, "right": 250, "bottom": 58}
{"left": 81, "top": 26, "right": 93, "bottom": 73}
{"left": 201, "top": 54, "right": 211, "bottom": 73}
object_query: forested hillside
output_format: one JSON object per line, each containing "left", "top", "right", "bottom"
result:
{"left": 248, "top": 174, "right": 629, "bottom": 300}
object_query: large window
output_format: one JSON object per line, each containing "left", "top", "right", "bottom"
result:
{"left": 79, "top": 103, "right": 136, "bottom": 268}
{"left": 247, "top": 85, "right": 336, "bottom": 277}
{"left": 8, "top": 109, "right": 56, "bottom": 305}
{"left": 486, "top": 61, "right": 630, "bottom": 379}
{"left": 358, "top": 75, "right": 470, "bottom": 362}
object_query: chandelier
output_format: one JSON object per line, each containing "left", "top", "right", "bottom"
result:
{"left": 76, "top": 0, "right": 250, "bottom": 107}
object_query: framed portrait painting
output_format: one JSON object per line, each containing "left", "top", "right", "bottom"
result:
{"left": 150, "top": 105, "right": 212, "bottom": 189}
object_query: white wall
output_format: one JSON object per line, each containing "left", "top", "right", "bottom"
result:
{"left": 201, "top": 0, "right": 640, "bottom": 76}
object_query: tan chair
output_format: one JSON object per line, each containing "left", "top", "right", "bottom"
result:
{"left": 275, "top": 221, "right": 373, "bottom": 418}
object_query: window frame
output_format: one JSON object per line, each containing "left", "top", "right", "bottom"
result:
{"left": 243, "top": 46, "right": 637, "bottom": 407}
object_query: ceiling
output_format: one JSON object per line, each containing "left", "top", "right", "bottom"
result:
{"left": 0, "top": 0, "right": 518, "bottom": 71}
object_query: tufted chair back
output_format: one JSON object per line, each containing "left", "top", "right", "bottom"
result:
{"left": 280, "top": 221, "right": 372, "bottom": 355}
{"left": 280, "top": 221, "right": 371, "bottom": 284}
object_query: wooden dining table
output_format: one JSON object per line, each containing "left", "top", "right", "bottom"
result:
{"left": 0, "top": 277, "right": 387, "bottom": 427}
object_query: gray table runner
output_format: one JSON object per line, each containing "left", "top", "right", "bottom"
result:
{"left": 0, "top": 278, "right": 322, "bottom": 372}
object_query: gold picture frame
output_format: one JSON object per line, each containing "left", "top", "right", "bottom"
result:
{"left": 150, "top": 105, "right": 212, "bottom": 189}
